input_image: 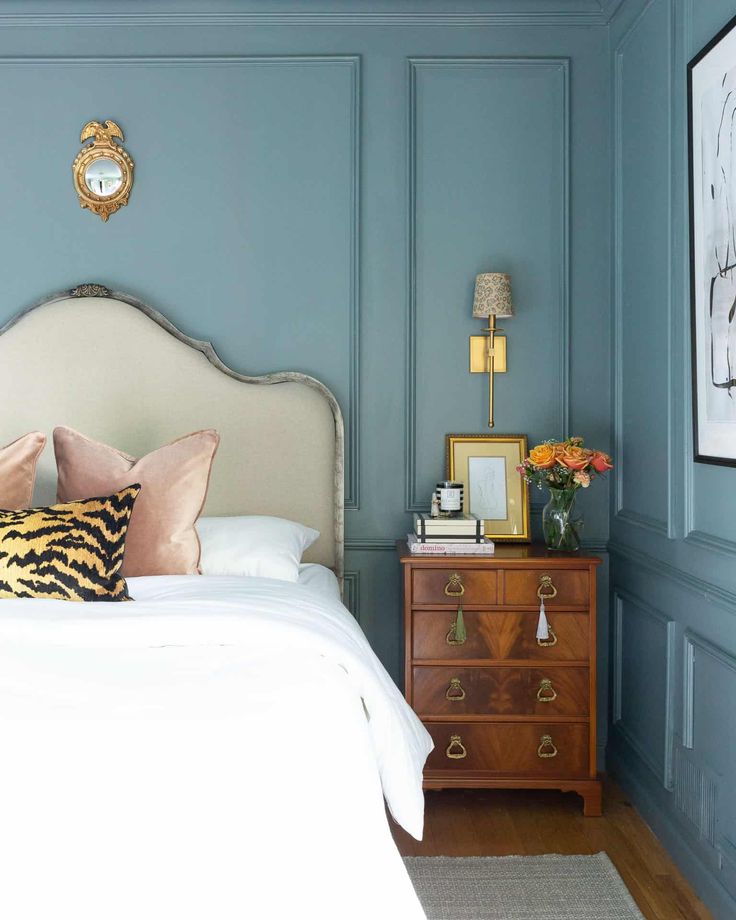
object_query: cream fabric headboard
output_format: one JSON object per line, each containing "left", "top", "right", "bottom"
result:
{"left": 0, "top": 286, "right": 344, "bottom": 576}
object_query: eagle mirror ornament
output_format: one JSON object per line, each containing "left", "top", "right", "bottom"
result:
{"left": 72, "top": 120, "right": 134, "bottom": 221}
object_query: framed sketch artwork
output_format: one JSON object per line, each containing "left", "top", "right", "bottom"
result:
{"left": 689, "top": 13, "right": 736, "bottom": 465}
{"left": 446, "top": 434, "right": 530, "bottom": 541}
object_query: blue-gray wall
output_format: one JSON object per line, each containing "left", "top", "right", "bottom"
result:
{"left": 14, "top": 0, "right": 736, "bottom": 914}
{"left": 609, "top": 1, "right": 736, "bottom": 917}
{"left": 8, "top": 0, "right": 732, "bottom": 913}
{"left": 0, "top": 0, "right": 611, "bottom": 710}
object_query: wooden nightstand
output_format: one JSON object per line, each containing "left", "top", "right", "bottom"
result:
{"left": 398, "top": 542, "right": 602, "bottom": 816}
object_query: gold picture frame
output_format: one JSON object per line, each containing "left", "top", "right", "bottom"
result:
{"left": 446, "top": 433, "right": 530, "bottom": 542}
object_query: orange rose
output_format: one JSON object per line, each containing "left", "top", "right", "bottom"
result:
{"left": 558, "top": 445, "right": 591, "bottom": 470}
{"left": 528, "top": 444, "right": 557, "bottom": 469}
{"left": 590, "top": 451, "right": 613, "bottom": 472}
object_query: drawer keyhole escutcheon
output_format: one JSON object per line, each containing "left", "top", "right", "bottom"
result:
{"left": 537, "top": 734, "right": 558, "bottom": 758}
{"left": 537, "top": 574, "right": 558, "bottom": 600}
{"left": 446, "top": 734, "right": 467, "bottom": 759}
{"left": 537, "top": 627, "right": 557, "bottom": 648}
{"left": 445, "top": 677, "right": 466, "bottom": 702}
{"left": 536, "top": 678, "right": 557, "bottom": 703}
{"left": 445, "top": 606, "right": 467, "bottom": 646}
{"left": 444, "top": 573, "right": 465, "bottom": 597}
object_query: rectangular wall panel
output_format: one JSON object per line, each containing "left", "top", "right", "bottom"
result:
{"left": 0, "top": 56, "right": 360, "bottom": 504}
{"left": 613, "top": 0, "right": 671, "bottom": 532}
{"left": 613, "top": 590, "right": 675, "bottom": 786}
{"left": 407, "top": 57, "right": 569, "bottom": 510}
{"left": 682, "top": 631, "right": 736, "bottom": 898}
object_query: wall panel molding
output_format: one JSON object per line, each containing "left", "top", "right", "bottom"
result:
{"left": 684, "top": 529, "right": 736, "bottom": 558}
{"left": 611, "top": 0, "right": 672, "bottom": 537}
{"left": 0, "top": 53, "right": 362, "bottom": 510}
{"left": 613, "top": 588, "right": 675, "bottom": 787}
{"left": 610, "top": 539, "right": 736, "bottom": 615}
{"left": 343, "top": 571, "right": 361, "bottom": 621}
{"left": 682, "top": 629, "right": 736, "bottom": 751}
{"left": 614, "top": 509, "right": 668, "bottom": 536}
{"left": 405, "top": 56, "right": 570, "bottom": 512}
{"left": 0, "top": 4, "right": 621, "bottom": 29}
{"left": 345, "top": 538, "right": 396, "bottom": 551}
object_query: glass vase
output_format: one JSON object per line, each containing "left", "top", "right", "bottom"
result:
{"left": 542, "top": 487, "right": 583, "bottom": 552}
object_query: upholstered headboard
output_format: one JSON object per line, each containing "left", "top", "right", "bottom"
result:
{"left": 0, "top": 285, "right": 344, "bottom": 576}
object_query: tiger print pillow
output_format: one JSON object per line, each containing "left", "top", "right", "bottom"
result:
{"left": 0, "top": 485, "right": 140, "bottom": 602}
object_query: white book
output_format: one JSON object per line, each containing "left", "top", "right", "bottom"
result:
{"left": 414, "top": 512, "right": 483, "bottom": 533}
{"left": 407, "top": 534, "right": 495, "bottom": 555}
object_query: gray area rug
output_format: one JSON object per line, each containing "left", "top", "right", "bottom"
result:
{"left": 404, "top": 853, "right": 645, "bottom": 920}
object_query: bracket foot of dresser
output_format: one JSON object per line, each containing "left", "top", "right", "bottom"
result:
{"left": 578, "top": 779, "right": 603, "bottom": 817}
{"left": 422, "top": 776, "right": 604, "bottom": 816}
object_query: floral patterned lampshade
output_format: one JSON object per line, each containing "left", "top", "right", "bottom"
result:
{"left": 472, "top": 273, "right": 514, "bottom": 318}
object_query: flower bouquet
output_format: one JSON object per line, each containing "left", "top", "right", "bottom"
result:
{"left": 517, "top": 437, "right": 613, "bottom": 551}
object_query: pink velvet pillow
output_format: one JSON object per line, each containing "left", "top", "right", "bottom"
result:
{"left": 0, "top": 432, "right": 46, "bottom": 510}
{"left": 54, "top": 427, "right": 220, "bottom": 576}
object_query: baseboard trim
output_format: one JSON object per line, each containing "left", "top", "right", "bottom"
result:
{"left": 607, "top": 737, "right": 736, "bottom": 920}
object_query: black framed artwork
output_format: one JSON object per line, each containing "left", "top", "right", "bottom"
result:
{"left": 689, "top": 13, "right": 736, "bottom": 466}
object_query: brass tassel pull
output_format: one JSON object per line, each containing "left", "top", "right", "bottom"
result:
{"left": 446, "top": 606, "right": 467, "bottom": 645}
{"left": 537, "top": 574, "right": 558, "bottom": 600}
{"left": 536, "top": 627, "right": 558, "bottom": 648}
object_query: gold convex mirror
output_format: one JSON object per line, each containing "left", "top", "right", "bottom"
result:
{"left": 72, "top": 120, "right": 134, "bottom": 221}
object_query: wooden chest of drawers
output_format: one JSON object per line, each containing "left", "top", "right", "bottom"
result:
{"left": 399, "top": 542, "right": 602, "bottom": 815}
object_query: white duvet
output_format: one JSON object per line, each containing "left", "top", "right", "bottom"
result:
{"left": 0, "top": 575, "right": 433, "bottom": 920}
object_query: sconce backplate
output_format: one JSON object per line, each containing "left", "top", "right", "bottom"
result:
{"left": 469, "top": 334, "right": 507, "bottom": 373}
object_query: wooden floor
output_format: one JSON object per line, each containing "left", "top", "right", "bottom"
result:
{"left": 392, "top": 779, "right": 712, "bottom": 920}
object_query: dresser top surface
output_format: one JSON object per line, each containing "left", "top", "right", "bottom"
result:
{"left": 396, "top": 541, "right": 601, "bottom": 566}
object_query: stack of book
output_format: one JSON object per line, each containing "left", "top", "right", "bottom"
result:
{"left": 408, "top": 513, "right": 495, "bottom": 555}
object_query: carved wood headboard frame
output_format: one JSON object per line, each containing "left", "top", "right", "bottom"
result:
{"left": 0, "top": 284, "right": 344, "bottom": 578}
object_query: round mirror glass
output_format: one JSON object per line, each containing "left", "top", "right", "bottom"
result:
{"left": 84, "top": 157, "right": 123, "bottom": 197}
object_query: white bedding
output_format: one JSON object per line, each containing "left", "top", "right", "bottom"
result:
{"left": 0, "top": 575, "right": 432, "bottom": 920}
{"left": 297, "top": 561, "right": 343, "bottom": 601}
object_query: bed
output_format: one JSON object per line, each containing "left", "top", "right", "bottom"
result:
{"left": 0, "top": 286, "right": 432, "bottom": 920}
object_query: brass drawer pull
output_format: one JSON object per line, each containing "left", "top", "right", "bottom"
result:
{"left": 536, "top": 678, "right": 557, "bottom": 703}
{"left": 537, "top": 627, "right": 557, "bottom": 648}
{"left": 445, "top": 677, "right": 466, "bottom": 702}
{"left": 446, "top": 734, "right": 467, "bottom": 759}
{"left": 444, "top": 573, "right": 465, "bottom": 597}
{"left": 446, "top": 606, "right": 467, "bottom": 646}
{"left": 537, "top": 574, "right": 558, "bottom": 600}
{"left": 537, "top": 734, "right": 558, "bottom": 759}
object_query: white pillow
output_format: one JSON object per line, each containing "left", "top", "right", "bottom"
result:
{"left": 196, "top": 515, "right": 319, "bottom": 582}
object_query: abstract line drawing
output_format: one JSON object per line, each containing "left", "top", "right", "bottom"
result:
{"left": 689, "top": 13, "right": 736, "bottom": 464}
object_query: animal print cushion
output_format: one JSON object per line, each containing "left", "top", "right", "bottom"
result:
{"left": 0, "top": 485, "right": 140, "bottom": 602}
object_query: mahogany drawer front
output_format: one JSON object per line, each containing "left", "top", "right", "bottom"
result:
{"left": 424, "top": 722, "right": 589, "bottom": 777}
{"left": 412, "top": 666, "right": 589, "bottom": 717}
{"left": 412, "top": 568, "right": 498, "bottom": 606}
{"left": 503, "top": 569, "right": 589, "bottom": 608}
{"left": 411, "top": 611, "right": 589, "bottom": 661}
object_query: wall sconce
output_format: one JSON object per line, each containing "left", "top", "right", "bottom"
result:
{"left": 469, "top": 272, "right": 514, "bottom": 428}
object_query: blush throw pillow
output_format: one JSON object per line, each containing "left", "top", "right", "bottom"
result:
{"left": 0, "top": 432, "right": 47, "bottom": 510}
{"left": 0, "top": 486, "right": 140, "bottom": 602}
{"left": 54, "top": 427, "right": 220, "bottom": 576}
